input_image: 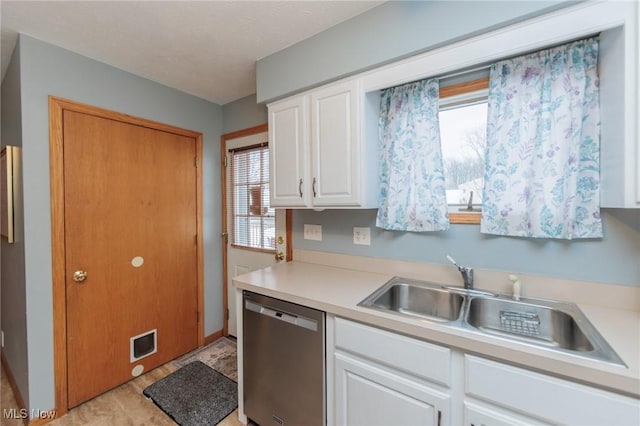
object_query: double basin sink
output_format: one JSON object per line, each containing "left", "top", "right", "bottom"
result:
{"left": 358, "top": 277, "right": 625, "bottom": 366}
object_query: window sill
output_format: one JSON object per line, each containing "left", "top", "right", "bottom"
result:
{"left": 230, "top": 244, "right": 276, "bottom": 254}
{"left": 449, "top": 212, "right": 481, "bottom": 225}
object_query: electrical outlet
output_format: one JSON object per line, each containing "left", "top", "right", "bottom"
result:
{"left": 353, "top": 227, "right": 371, "bottom": 246}
{"left": 303, "top": 224, "right": 322, "bottom": 241}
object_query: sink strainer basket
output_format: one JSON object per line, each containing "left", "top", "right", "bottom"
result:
{"left": 500, "top": 310, "right": 541, "bottom": 336}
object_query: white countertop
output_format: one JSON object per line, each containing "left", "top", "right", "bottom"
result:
{"left": 233, "top": 260, "right": 640, "bottom": 398}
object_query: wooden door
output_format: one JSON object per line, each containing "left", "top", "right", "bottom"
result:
{"left": 62, "top": 110, "right": 199, "bottom": 407}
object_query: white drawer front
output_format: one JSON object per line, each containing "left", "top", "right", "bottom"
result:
{"left": 464, "top": 401, "right": 552, "bottom": 426}
{"left": 335, "top": 317, "right": 450, "bottom": 387}
{"left": 465, "top": 355, "right": 640, "bottom": 425}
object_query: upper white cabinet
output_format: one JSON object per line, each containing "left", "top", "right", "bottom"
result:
{"left": 269, "top": 94, "right": 309, "bottom": 207}
{"left": 268, "top": 79, "right": 378, "bottom": 208}
{"left": 310, "top": 80, "right": 360, "bottom": 206}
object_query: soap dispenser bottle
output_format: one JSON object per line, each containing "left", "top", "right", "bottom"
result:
{"left": 509, "top": 274, "right": 521, "bottom": 301}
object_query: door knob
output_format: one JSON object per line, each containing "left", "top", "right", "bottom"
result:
{"left": 73, "top": 270, "right": 88, "bottom": 283}
{"left": 275, "top": 251, "right": 285, "bottom": 261}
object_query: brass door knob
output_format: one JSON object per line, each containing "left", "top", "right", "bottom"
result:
{"left": 275, "top": 251, "right": 285, "bottom": 261}
{"left": 73, "top": 270, "right": 88, "bottom": 283}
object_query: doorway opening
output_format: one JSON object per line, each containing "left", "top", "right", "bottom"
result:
{"left": 50, "top": 96, "right": 204, "bottom": 413}
{"left": 220, "top": 124, "right": 292, "bottom": 337}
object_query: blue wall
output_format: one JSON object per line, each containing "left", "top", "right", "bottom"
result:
{"left": 293, "top": 209, "right": 640, "bottom": 286}
{"left": 222, "top": 93, "right": 267, "bottom": 133}
{"left": 257, "top": 1, "right": 574, "bottom": 102}
{"left": 6, "top": 34, "right": 224, "bottom": 413}
{"left": 257, "top": 0, "right": 640, "bottom": 287}
{"left": 1, "top": 41, "right": 30, "bottom": 408}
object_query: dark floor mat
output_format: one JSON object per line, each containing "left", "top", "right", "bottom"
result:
{"left": 143, "top": 361, "right": 237, "bottom": 426}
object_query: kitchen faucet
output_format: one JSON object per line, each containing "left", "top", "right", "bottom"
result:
{"left": 446, "top": 255, "right": 474, "bottom": 290}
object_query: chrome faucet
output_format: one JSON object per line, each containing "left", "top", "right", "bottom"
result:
{"left": 446, "top": 255, "right": 474, "bottom": 290}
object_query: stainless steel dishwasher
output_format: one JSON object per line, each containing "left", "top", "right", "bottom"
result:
{"left": 243, "top": 290, "right": 325, "bottom": 426}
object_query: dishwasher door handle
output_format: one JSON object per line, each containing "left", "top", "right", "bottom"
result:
{"left": 245, "top": 299, "right": 318, "bottom": 332}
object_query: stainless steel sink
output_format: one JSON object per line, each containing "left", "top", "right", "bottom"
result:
{"left": 466, "top": 297, "right": 594, "bottom": 351}
{"left": 358, "top": 278, "right": 464, "bottom": 321}
{"left": 464, "top": 295, "right": 624, "bottom": 365}
{"left": 358, "top": 277, "right": 626, "bottom": 366}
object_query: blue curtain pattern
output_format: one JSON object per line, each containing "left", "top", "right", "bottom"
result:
{"left": 481, "top": 38, "right": 602, "bottom": 239}
{"left": 377, "top": 79, "right": 450, "bottom": 232}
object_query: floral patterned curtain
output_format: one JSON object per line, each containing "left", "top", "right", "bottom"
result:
{"left": 481, "top": 38, "right": 602, "bottom": 239}
{"left": 377, "top": 79, "right": 449, "bottom": 232}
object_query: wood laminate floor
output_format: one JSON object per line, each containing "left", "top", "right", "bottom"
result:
{"left": 1, "top": 357, "right": 244, "bottom": 426}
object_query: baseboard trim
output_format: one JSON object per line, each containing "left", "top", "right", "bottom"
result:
{"left": 1, "top": 350, "right": 29, "bottom": 425}
{"left": 204, "top": 329, "right": 224, "bottom": 346}
{"left": 28, "top": 414, "right": 57, "bottom": 426}
{"left": 0, "top": 351, "right": 55, "bottom": 425}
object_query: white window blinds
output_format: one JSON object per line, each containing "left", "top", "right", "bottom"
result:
{"left": 230, "top": 143, "right": 275, "bottom": 250}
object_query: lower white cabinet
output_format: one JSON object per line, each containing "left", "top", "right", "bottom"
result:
{"left": 330, "top": 317, "right": 450, "bottom": 426}
{"left": 327, "top": 316, "right": 640, "bottom": 426}
{"left": 334, "top": 352, "right": 448, "bottom": 426}
{"left": 464, "top": 355, "right": 640, "bottom": 426}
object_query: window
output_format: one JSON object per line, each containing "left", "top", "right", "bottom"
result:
{"left": 439, "top": 77, "right": 489, "bottom": 223}
{"left": 230, "top": 143, "right": 275, "bottom": 251}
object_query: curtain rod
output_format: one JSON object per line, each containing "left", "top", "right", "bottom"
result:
{"left": 439, "top": 64, "right": 491, "bottom": 81}
{"left": 228, "top": 141, "right": 268, "bottom": 153}
{"left": 386, "top": 33, "right": 601, "bottom": 91}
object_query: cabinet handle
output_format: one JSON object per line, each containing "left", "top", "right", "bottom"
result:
{"left": 437, "top": 410, "right": 441, "bottom": 426}
{"left": 298, "top": 178, "right": 303, "bottom": 198}
{"left": 312, "top": 177, "right": 317, "bottom": 198}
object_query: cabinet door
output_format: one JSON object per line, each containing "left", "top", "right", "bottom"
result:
{"left": 334, "top": 352, "right": 448, "bottom": 426}
{"left": 310, "top": 80, "right": 361, "bottom": 206}
{"left": 269, "top": 95, "right": 309, "bottom": 207}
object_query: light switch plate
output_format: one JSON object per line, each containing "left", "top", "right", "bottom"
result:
{"left": 304, "top": 224, "right": 322, "bottom": 241}
{"left": 353, "top": 227, "right": 371, "bottom": 246}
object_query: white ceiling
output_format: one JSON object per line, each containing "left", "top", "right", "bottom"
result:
{"left": 1, "top": 0, "right": 384, "bottom": 105}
